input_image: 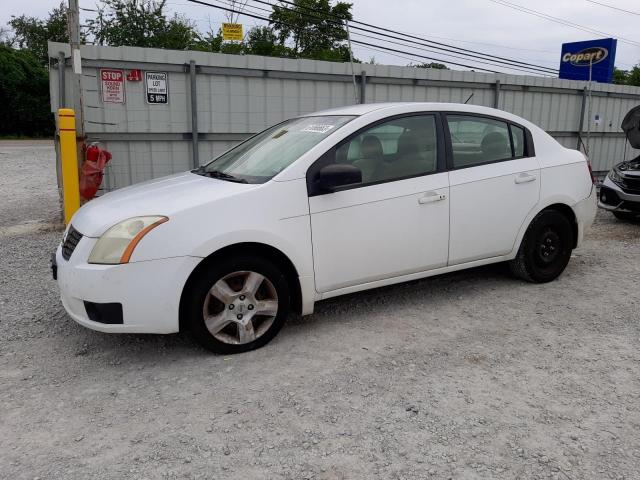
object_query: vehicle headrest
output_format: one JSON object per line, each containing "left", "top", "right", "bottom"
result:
{"left": 481, "top": 132, "right": 510, "bottom": 159}
{"left": 397, "top": 131, "right": 421, "bottom": 156}
{"left": 361, "top": 135, "right": 383, "bottom": 159}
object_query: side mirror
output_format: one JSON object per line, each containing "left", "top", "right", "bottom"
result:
{"left": 316, "top": 164, "right": 362, "bottom": 192}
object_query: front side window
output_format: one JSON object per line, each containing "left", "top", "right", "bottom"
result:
{"left": 202, "top": 115, "right": 355, "bottom": 183}
{"left": 447, "top": 115, "right": 513, "bottom": 168}
{"left": 333, "top": 114, "right": 439, "bottom": 185}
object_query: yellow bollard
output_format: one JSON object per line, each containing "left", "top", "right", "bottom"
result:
{"left": 58, "top": 108, "right": 81, "bottom": 225}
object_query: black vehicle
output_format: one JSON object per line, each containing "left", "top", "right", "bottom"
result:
{"left": 599, "top": 105, "right": 640, "bottom": 221}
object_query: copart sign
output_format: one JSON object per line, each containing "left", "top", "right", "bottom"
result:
{"left": 559, "top": 38, "right": 617, "bottom": 84}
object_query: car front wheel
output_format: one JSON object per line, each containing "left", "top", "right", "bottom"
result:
{"left": 186, "top": 255, "right": 290, "bottom": 354}
{"left": 509, "top": 210, "right": 574, "bottom": 283}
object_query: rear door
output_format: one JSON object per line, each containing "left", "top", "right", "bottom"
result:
{"left": 445, "top": 114, "right": 540, "bottom": 265}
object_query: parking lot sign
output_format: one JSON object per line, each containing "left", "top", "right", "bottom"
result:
{"left": 145, "top": 71, "right": 168, "bottom": 104}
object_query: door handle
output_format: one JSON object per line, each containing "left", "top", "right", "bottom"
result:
{"left": 514, "top": 173, "right": 536, "bottom": 184}
{"left": 418, "top": 192, "right": 447, "bottom": 204}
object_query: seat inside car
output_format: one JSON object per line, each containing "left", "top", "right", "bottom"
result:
{"left": 352, "top": 135, "right": 384, "bottom": 182}
{"left": 375, "top": 128, "right": 436, "bottom": 180}
{"left": 453, "top": 131, "right": 511, "bottom": 167}
{"left": 480, "top": 132, "right": 510, "bottom": 162}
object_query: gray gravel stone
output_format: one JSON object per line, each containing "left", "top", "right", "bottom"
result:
{"left": 1, "top": 141, "right": 639, "bottom": 479}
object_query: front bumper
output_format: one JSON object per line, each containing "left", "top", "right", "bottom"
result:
{"left": 598, "top": 176, "right": 640, "bottom": 213}
{"left": 55, "top": 235, "right": 201, "bottom": 334}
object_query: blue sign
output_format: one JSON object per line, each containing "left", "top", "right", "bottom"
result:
{"left": 559, "top": 38, "right": 617, "bottom": 83}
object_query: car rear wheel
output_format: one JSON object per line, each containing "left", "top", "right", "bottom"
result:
{"left": 509, "top": 210, "right": 574, "bottom": 283}
{"left": 186, "top": 255, "right": 290, "bottom": 354}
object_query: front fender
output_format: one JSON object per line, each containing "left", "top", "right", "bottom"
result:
{"left": 189, "top": 220, "right": 314, "bottom": 278}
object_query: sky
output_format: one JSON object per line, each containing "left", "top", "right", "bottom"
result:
{"left": 1, "top": 0, "right": 639, "bottom": 75}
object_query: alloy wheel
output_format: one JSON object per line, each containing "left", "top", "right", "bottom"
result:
{"left": 202, "top": 271, "right": 279, "bottom": 345}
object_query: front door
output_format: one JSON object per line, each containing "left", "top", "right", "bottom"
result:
{"left": 307, "top": 114, "right": 450, "bottom": 293}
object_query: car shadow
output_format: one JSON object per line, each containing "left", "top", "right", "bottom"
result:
{"left": 53, "top": 262, "right": 516, "bottom": 361}
{"left": 290, "top": 262, "right": 512, "bottom": 325}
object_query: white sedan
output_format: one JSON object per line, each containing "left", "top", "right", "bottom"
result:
{"left": 54, "top": 103, "right": 597, "bottom": 353}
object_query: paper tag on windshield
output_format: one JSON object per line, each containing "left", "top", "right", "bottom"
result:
{"left": 301, "top": 124, "right": 335, "bottom": 134}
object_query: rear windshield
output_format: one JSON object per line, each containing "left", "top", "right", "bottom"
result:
{"left": 202, "top": 115, "right": 355, "bottom": 183}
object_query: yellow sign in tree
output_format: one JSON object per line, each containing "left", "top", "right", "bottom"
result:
{"left": 222, "top": 23, "right": 244, "bottom": 41}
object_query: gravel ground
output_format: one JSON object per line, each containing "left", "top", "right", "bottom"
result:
{"left": 1, "top": 140, "right": 639, "bottom": 480}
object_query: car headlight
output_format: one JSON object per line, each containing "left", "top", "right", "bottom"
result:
{"left": 88, "top": 216, "right": 168, "bottom": 264}
{"left": 608, "top": 169, "right": 623, "bottom": 185}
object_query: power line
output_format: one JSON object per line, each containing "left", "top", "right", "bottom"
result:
{"left": 349, "top": 39, "right": 505, "bottom": 73}
{"left": 348, "top": 30, "right": 556, "bottom": 76}
{"left": 248, "top": 0, "right": 558, "bottom": 73}
{"left": 584, "top": 0, "right": 640, "bottom": 16}
{"left": 186, "top": 0, "right": 507, "bottom": 72}
{"left": 231, "top": 0, "right": 560, "bottom": 59}
{"left": 226, "top": 0, "right": 556, "bottom": 74}
{"left": 488, "top": 0, "right": 640, "bottom": 48}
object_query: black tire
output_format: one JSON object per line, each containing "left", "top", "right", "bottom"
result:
{"left": 509, "top": 210, "right": 574, "bottom": 283}
{"left": 185, "top": 255, "right": 290, "bottom": 354}
{"left": 613, "top": 211, "right": 638, "bottom": 222}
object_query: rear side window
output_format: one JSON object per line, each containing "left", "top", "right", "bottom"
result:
{"left": 447, "top": 115, "right": 525, "bottom": 168}
{"left": 511, "top": 124, "right": 525, "bottom": 157}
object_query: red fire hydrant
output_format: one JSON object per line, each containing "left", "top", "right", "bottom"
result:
{"left": 79, "top": 143, "right": 112, "bottom": 201}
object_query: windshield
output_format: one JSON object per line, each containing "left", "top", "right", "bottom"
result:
{"left": 200, "top": 115, "right": 355, "bottom": 183}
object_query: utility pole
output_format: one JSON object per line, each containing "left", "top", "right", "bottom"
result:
{"left": 345, "top": 20, "right": 358, "bottom": 104}
{"left": 586, "top": 57, "right": 593, "bottom": 157}
{"left": 68, "top": 0, "right": 80, "bottom": 48}
{"left": 67, "top": 0, "right": 84, "bottom": 153}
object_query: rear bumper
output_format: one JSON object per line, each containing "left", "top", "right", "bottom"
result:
{"left": 574, "top": 184, "right": 598, "bottom": 248}
{"left": 598, "top": 176, "right": 640, "bottom": 213}
{"left": 55, "top": 237, "right": 201, "bottom": 334}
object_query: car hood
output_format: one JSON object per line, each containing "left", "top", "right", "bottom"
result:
{"left": 71, "top": 171, "right": 257, "bottom": 237}
{"left": 622, "top": 105, "right": 640, "bottom": 149}
{"left": 615, "top": 155, "right": 640, "bottom": 174}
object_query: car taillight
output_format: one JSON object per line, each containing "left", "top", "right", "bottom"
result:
{"left": 587, "top": 162, "right": 596, "bottom": 185}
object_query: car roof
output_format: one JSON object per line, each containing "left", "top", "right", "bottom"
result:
{"left": 307, "top": 102, "right": 519, "bottom": 120}
{"left": 306, "top": 102, "right": 540, "bottom": 132}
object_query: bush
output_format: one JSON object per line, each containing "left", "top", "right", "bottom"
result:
{"left": 0, "top": 46, "right": 53, "bottom": 137}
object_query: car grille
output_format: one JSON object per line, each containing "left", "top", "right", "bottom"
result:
{"left": 618, "top": 175, "right": 640, "bottom": 194}
{"left": 61, "top": 225, "right": 83, "bottom": 261}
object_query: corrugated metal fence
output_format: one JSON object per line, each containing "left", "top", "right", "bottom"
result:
{"left": 48, "top": 41, "right": 640, "bottom": 190}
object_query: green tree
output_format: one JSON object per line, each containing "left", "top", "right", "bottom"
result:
{"left": 8, "top": 2, "right": 69, "bottom": 65}
{"left": 244, "top": 26, "right": 288, "bottom": 57}
{"left": 613, "top": 67, "right": 628, "bottom": 85}
{"left": 0, "top": 45, "right": 53, "bottom": 136}
{"left": 626, "top": 65, "right": 640, "bottom": 87}
{"left": 193, "top": 28, "right": 224, "bottom": 53}
{"left": 410, "top": 62, "right": 449, "bottom": 70}
{"left": 0, "top": 27, "right": 12, "bottom": 46}
{"left": 613, "top": 65, "right": 640, "bottom": 86}
{"left": 269, "top": 0, "right": 354, "bottom": 61}
{"left": 87, "top": 0, "right": 201, "bottom": 50}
